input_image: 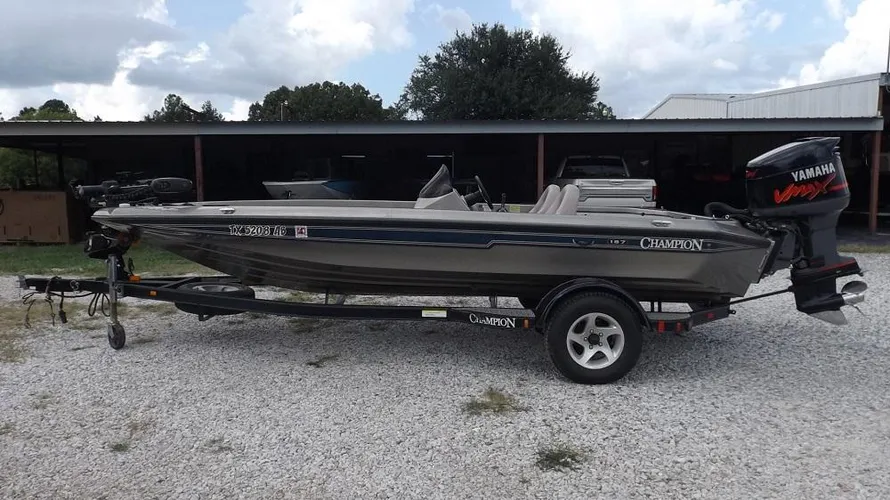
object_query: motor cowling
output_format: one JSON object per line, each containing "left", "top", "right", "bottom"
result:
{"left": 745, "top": 137, "right": 863, "bottom": 324}
{"left": 745, "top": 136, "right": 850, "bottom": 218}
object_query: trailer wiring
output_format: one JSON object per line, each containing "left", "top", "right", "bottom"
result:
{"left": 20, "top": 276, "right": 110, "bottom": 328}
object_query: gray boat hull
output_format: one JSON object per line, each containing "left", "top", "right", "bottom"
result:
{"left": 93, "top": 199, "right": 774, "bottom": 303}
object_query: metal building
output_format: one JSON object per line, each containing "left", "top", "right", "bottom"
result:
{"left": 643, "top": 72, "right": 890, "bottom": 233}
{"left": 644, "top": 73, "right": 889, "bottom": 120}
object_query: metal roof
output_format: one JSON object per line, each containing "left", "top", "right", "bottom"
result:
{"left": 0, "top": 117, "right": 884, "bottom": 137}
{"left": 644, "top": 72, "right": 889, "bottom": 119}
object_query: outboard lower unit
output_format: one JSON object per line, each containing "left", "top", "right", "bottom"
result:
{"left": 743, "top": 136, "right": 866, "bottom": 324}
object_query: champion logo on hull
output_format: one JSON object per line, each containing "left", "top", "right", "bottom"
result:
{"left": 791, "top": 162, "right": 835, "bottom": 182}
{"left": 639, "top": 237, "right": 704, "bottom": 251}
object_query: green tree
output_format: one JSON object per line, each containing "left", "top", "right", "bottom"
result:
{"left": 398, "top": 23, "right": 615, "bottom": 120}
{"left": 0, "top": 99, "right": 88, "bottom": 189}
{"left": 247, "top": 81, "right": 403, "bottom": 121}
{"left": 143, "top": 94, "right": 224, "bottom": 122}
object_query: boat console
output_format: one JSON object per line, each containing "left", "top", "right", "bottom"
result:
{"left": 414, "top": 164, "right": 579, "bottom": 214}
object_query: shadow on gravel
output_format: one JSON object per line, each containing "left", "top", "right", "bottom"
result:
{"left": 148, "top": 315, "right": 559, "bottom": 381}
{"left": 135, "top": 313, "right": 773, "bottom": 386}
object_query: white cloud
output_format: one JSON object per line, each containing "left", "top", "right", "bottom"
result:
{"left": 792, "top": 0, "right": 890, "bottom": 86}
{"left": 48, "top": 42, "right": 174, "bottom": 121}
{"left": 0, "top": 0, "right": 417, "bottom": 121}
{"left": 755, "top": 9, "right": 784, "bottom": 32}
{"left": 825, "top": 0, "right": 848, "bottom": 20}
{"left": 423, "top": 4, "right": 473, "bottom": 34}
{"left": 713, "top": 58, "right": 739, "bottom": 71}
{"left": 138, "top": 0, "right": 173, "bottom": 25}
{"left": 223, "top": 99, "right": 254, "bottom": 121}
{"left": 128, "top": 0, "right": 417, "bottom": 99}
{"left": 510, "top": 0, "right": 795, "bottom": 117}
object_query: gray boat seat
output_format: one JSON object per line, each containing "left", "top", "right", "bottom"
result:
{"left": 555, "top": 184, "right": 580, "bottom": 215}
{"left": 529, "top": 184, "right": 561, "bottom": 214}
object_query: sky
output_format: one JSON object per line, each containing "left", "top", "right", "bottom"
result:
{"left": 0, "top": 0, "right": 888, "bottom": 121}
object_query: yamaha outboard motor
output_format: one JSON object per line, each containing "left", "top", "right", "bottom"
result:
{"left": 744, "top": 136, "right": 866, "bottom": 324}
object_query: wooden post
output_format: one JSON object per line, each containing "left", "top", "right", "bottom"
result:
{"left": 869, "top": 129, "right": 882, "bottom": 234}
{"left": 536, "top": 133, "right": 545, "bottom": 197}
{"left": 194, "top": 135, "right": 204, "bottom": 201}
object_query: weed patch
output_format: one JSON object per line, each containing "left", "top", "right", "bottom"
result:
{"left": 462, "top": 387, "right": 527, "bottom": 415}
{"left": 535, "top": 443, "right": 586, "bottom": 471}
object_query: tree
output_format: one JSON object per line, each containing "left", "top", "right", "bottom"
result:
{"left": 10, "top": 99, "right": 81, "bottom": 121}
{"left": 0, "top": 99, "right": 87, "bottom": 189}
{"left": 247, "top": 81, "right": 403, "bottom": 122}
{"left": 143, "top": 93, "right": 224, "bottom": 122}
{"left": 397, "top": 23, "right": 615, "bottom": 120}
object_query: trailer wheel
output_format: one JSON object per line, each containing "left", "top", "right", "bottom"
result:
{"left": 173, "top": 282, "right": 255, "bottom": 316}
{"left": 544, "top": 292, "right": 642, "bottom": 384}
{"left": 107, "top": 323, "right": 126, "bottom": 350}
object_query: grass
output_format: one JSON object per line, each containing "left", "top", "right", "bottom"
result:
{"left": 462, "top": 387, "right": 527, "bottom": 416}
{"left": 535, "top": 443, "right": 587, "bottom": 471}
{"left": 838, "top": 243, "right": 890, "bottom": 254}
{"left": 0, "top": 243, "right": 211, "bottom": 277}
{"left": 0, "top": 302, "right": 28, "bottom": 362}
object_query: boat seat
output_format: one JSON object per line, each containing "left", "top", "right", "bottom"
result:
{"left": 555, "top": 184, "right": 580, "bottom": 215}
{"left": 529, "top": 184, "right": 561, "bottom": 214}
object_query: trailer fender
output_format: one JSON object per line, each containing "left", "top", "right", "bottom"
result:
{"left": 534, "top": 278, "right": 650, "bottom": 332}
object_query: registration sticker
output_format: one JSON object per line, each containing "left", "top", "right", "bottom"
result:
{"left": 294, "top": 225, "right": 308, "bottom": 238}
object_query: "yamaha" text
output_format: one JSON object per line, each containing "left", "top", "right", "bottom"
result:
{"left": 469, "top": 313, "right": 516, "bottom": 328}
{"left": 639, "top": 237, "right": 704, "bottom": 251}
{"left": 791, "top": 162, "right": 835, "bottom": 182}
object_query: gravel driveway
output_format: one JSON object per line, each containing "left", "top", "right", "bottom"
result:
{"left": 1, "top": 254, "right": 888, "bottom": 499}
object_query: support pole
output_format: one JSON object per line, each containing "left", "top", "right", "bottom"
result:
{"left": 869, "top": 129, "right": 882, "bottom": 234}
{"left": 56, "top": 144, "right": 65, "bottom": 189}
{"left": 194, "top": 135, "right": 204, "bottom": 201}
{"left": 536, "top": 133, "right": 545, "bottom": 197}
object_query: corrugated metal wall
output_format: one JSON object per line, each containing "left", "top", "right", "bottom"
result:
{"left": 645, "top": 97, "right": 728, "bottom": 119}
{"left": 645, "top": 74, "right": 884, "bottom": 119}
{"left": 728, "top": 78, "right": 881, "bottom": 118}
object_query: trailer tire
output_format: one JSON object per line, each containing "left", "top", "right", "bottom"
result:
{"left": 544, "top": 291, "right": 642, "bottom": 385}
{"left": 173, "top": 282, "right": 255, "bottom": 316}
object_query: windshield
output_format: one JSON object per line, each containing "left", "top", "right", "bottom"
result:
{"left": 560, "top": 157, "right": 627, "bottom": 178}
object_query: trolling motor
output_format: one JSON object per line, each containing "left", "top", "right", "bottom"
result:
{"left": 70, "top": 177, "right": 194, "bottom": 208}
{"left": 70, "top": 176, "right": 194, "bottom": 263}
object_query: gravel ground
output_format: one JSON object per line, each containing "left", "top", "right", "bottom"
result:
{"left": 1, "top": 254, "right": 888, "bottom": 499}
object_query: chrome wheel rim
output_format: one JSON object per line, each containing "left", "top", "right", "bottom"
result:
{"left": 565, "top": 312, "right": 625, "bottom": 370}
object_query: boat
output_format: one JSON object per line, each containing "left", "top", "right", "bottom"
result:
{"left": 262, "top": 156, "right": 364, "bottom": 199}
{"left": 262, "top": 177, "right": 360, "bottom": 200}
{"left": 35, "top": 136, "right": 865, "bottom": 385}
{"left": 81, "top": 137, "right": 863, "bottom": 316}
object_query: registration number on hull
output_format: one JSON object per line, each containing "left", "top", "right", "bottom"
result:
{"left": 229, "top": 225, "right": 288, "bottom": 237}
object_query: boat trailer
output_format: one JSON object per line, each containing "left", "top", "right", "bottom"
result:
{"left": 16, "top": 253, "right": 864, "bottom": 385}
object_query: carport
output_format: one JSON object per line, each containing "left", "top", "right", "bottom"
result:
{"left": 0, "top": 116, "right": 885, "bottom": 235}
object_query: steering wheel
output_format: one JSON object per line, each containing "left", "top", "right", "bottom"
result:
{"left": 473, "top": 175, "right": 494, "bottom": 210}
